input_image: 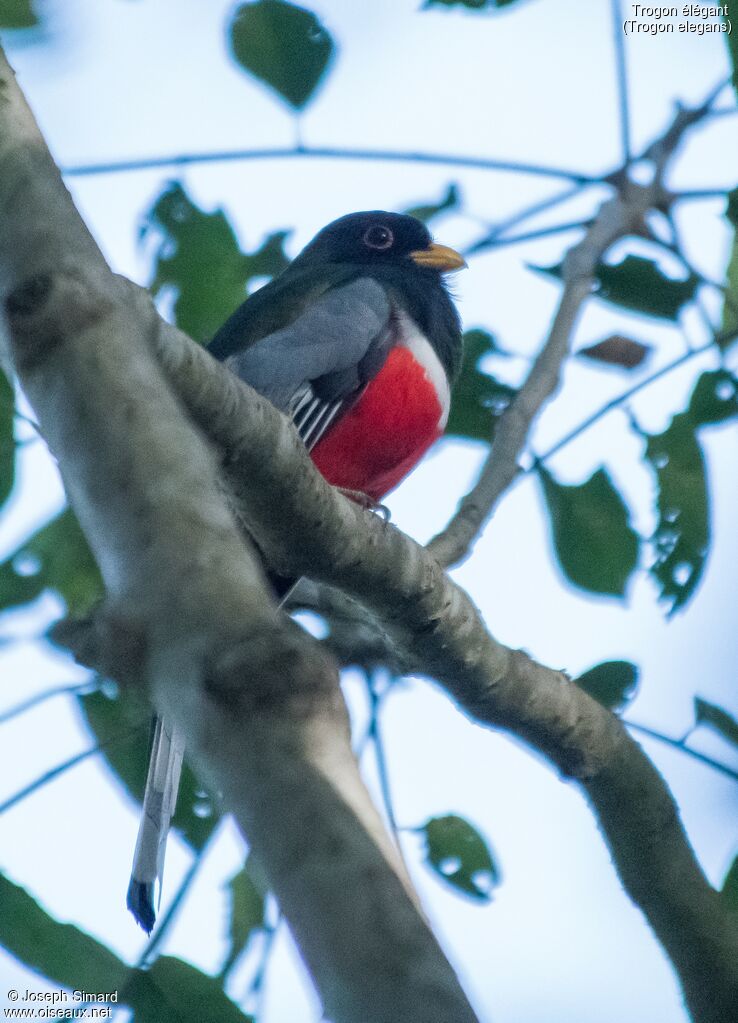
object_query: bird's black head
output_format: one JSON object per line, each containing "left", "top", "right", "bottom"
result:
{"left": 291, "top": 211, "right": 466, "bottom": 275}
{"left": 284, "top": 211, "right": 465, "bottom": 381}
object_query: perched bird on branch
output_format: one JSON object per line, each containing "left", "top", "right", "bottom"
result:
{"left": 127, "top": 210, "right": 465, "bottom": 932}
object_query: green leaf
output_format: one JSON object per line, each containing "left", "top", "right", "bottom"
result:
{"left": 644, "top": 370, "right": 738, "bottom": 614}
{"left": 721, "top": 188, "right": 738, "bottom": 345}
{"left": 0, "top": 875, "right": 253, "bottom": 1021}
{"left": 145, "top": 182, "right": 290, "bottom": 342}
{"left": 220, "top": 859, "right": 267, "bottom": 980}
{"left": 126, "top": 957, "right": 254, "bottom": 1023}
{"left": 646, "top": 416, "right": 707, "bottom": 613}
{"left": 538, "top": 465, "right": 640, "bottom": 597}
{"left": 422, "top": 815, "right": 499, "bottom": 901}
{"left": 424, "top": 0, "right": 522, "bottom": 10}
{"left": 721, "top": 856, "right": 738, "bottom": 912}
{"left": 229, "top": 0, "right": 335, "bottom": 111}
{"left": 694, "top": 698, "right": 738, "bottom": 749}
{"left": 0, "top": 370, "right": 16, "bottom": 509}
{"left": 77, "top": 689, "right": 219, "bottom": 852}
{"left": 721, "top": 236, "right": 738, "bottom": 345}
{"left": 0, "top": 0, "right": 38, "bottom": 28}
{"left": 726, "top": 188, "right": 738, "bottom": 230}
{"left": 596, "top": 256, "right": 699, "bottom": 321}
{"left": 688, "top": 369, "right": 738, "bottom": 425}
{"left": 445, "top": 329, "right": 517, "bottom": 442}
{"left": 0, "top": 872, "right": 128, "bottom": 994}
{"left": 404, "top": 184, "right": 460, "bottom": 225}
{"left": 574, "top": 661, "right": 639, "bottom": 711}
{"left": 0, "top": 507, "right": 103, "bottom": 617}
{"left": 534, "top": 256, "right": 699, "bottom": 321}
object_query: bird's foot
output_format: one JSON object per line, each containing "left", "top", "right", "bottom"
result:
{"left": 336, "top": 487, "right": 391, "bottom": 522}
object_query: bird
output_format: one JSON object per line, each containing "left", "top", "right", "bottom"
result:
{"left": 127, "top": 210, "right": 465, "bottom": 932}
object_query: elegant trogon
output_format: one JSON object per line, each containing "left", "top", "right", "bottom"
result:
{"left": 127, "top": 210, "right": 465, "bottom": 931}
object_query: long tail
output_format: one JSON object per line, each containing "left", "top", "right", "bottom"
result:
{"left": 126, "top": 573, "right": 296, "bottom": 932}
{"left": 127, "top": 716, "right": 185, "bottom": 933}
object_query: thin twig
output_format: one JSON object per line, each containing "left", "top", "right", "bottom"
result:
{"left": 427, "top": 77, "right": 730, "bottom": 569}
{"left": 0, "top": 680, "right": 97, "bottom": 726}
{"left": 426, "top": 272, "right": 592, "bottom": 567}
{"left": 60, "top": 145, "right": 598, "bottom": 184}
{"left": 626, "top": 721, "right": 738, "bottom": 783}
{"left": 611, "top": 0, "right": 632, "bottom": 165}
{"left": 465, "top": 182, "right": 591, "bottom": 255}
{"left": 535, "top": 338, "right": 715, "bottom": 467}
{"left": 463, "top": 218, "right": 589, "bottom": 254}
{"left": 0, "top": 729, "right": 139, "bottom": 814}
{"left": 367, "top": 674, "right": 402, "bottom": 847}
{"left": 246, "top": 915, "right": 281, "bottom": 1018}
{"left": 675, "top": 188, "right": 736, "bottom": 202}
{"left": 639, "top": 76, "right": 731, "bottom": 174}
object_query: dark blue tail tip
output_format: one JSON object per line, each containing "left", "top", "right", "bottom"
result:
{"left": 127, "top": 879, "right": 156, "bottom": 934}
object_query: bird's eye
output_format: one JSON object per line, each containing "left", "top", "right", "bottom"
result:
{"left": 363, "top": 225, "right": 394, "bottom": 251}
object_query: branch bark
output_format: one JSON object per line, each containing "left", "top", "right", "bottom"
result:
{"left": 0, "top": 48, "right": 479, "bottom": 1023}
{"left": 152, "top": 309, "right": 738, "bottom": 1022}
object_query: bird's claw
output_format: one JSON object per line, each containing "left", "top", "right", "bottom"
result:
{"left": 336, "top": 487, "right": 391, "bottom": 521}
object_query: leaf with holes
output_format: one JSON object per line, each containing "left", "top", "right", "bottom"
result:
{"left": 77, "top": 688, "right": 219, "bottom": 852}
{"left": 445, "top": 329, "right": 517, "bottom": 443}
{"left": 145, "top": 182, "right": 290, "bottom": 343}
{"left": 538, "top": 465, "right": 639, "bottom": 597}
{"left": 404, "top": 184, "right": 460, "bottom": 225}
{"left": 694, "top": 698, "right": 738, "bottom": 750}
{"left": 220, "top": 858, "right": 267, "bottom": 980}
{"left": 688, "top": 369, "right": 738, "bottom": 425}
{"left": 0, "top": 507, "right": 103, "bottom": 616}
{"left": 575, "top": 661, "right": 639, "bottom": 712}
{"left": 722, "top": 856, "right": 738, "bottom": 912}
{"left": 229, "top": 0, "right": 335, "bottom": 111}
{"left": 645, "top": 415, "right": 707, "bottom": 614}
{"left": 534, "top": 256, "right": 699, "bottom": 321}
{"left": 578, "top": 335, "right": 651, "bottom": 371}
{"left": 643, "top": 370, "right": 738, "bottom": 614}
{"left": 422, "top": 814, "right": 499, "bottom": 901}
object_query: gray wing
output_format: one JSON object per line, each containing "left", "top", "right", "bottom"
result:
{"left": 224, "top": 278, "right": 394, "bottom": 448}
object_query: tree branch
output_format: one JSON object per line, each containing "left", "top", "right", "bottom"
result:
{"left": 427, "top": 80, "right": 727, "bottom": 568}
{"left": 3, "top": 47, "right": 736, "bottom": 1022}
{"left": 152, "top": 314, "right": 738, "bottom": 1022}
{"left": 60, "top": 144, "right": 597, "bottom": 184}
{"left": 0, "top": 48, "right": 479, "bottom": 1023}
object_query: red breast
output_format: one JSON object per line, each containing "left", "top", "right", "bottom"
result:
{"left": 311, "top": 312, "right": 450, "bottom": 501}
